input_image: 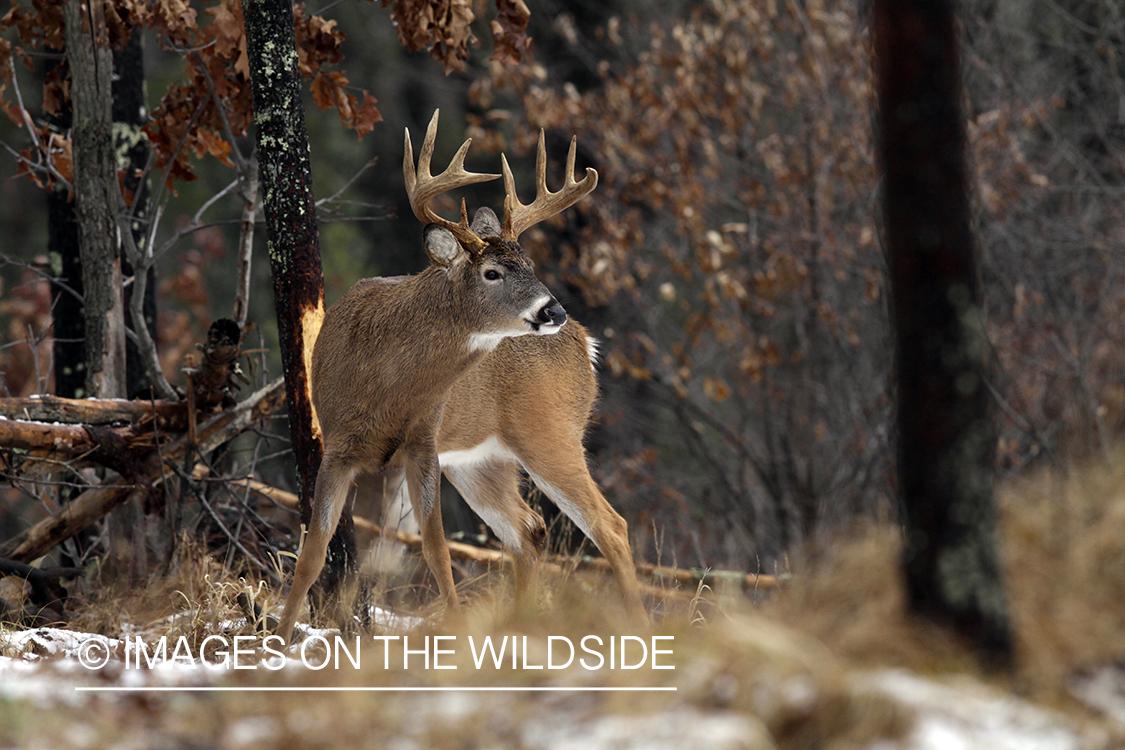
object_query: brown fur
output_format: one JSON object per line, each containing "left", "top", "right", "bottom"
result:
{"left": 277, "top": 116, "right": 643, "bottom": 640}
{"left": 434, "top": 321, "right": 644, "bottom": 618}
{"left": 276, "top": 228, "right": 565, "bottom": 641}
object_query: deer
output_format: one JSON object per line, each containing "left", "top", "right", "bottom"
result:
{"left": 367, "top": 297, "right": 646, "bottom": 621}
{"left": 277, "top": 111, "right": 644, "bottom": 642}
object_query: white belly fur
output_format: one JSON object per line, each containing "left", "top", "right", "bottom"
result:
{"left": 438, "top": 435, "right": 519, "bottom": 468}
{"left": 437, "top": 435, "right": 591, "bottom": 541}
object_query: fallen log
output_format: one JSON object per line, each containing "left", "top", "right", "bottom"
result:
{"left": 0, "top": 395, "right": 188, "bottom": 429}
{"left": 0, "top": 378, "right": 287, "bottom": 564}
{"left": 0, "top": 418, "right": 167, "bottom": 455}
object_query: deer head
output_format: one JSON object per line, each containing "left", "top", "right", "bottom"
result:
{"left": 404, "top": 110, "right": 598, "bottom": 351}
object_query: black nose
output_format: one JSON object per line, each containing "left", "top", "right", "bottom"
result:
{"left": 537, "top": 301, "right": 567, "bottom": 327}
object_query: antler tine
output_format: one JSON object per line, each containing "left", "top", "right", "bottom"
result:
{"left": 501, "top": 129, "right": 598, "bottom": 241}
{"left": 417, "top": 109, "right": 440, "bottom": 185}
{"left": 403, "top": 109, "right": 500, "bottom": 252}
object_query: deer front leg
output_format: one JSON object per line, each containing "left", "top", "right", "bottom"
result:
{"left": 277, "top": 452, "right": 355, "bottom": 643}
{"left": 405, "top": 443, "right": 461, "bottom": 614}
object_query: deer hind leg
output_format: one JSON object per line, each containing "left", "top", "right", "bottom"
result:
{"left": 403, "top": 444, "right": 461, "bottom": 614}
{"left": 277, "top": 452, "right": 356, "bottom": 643}
{"left": 520, "top": 451, "right": 646, "bottom": 621}
{"left": 443, "top": 460, "right": 546, "bottom": 612}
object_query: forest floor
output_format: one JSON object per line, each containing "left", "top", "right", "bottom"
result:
{"left": 3, "top": 453, "right": 1125, "bottom": 749}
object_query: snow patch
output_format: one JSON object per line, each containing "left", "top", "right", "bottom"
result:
{"left": 861, "top": 669, "right": 1095, "bottom": 750}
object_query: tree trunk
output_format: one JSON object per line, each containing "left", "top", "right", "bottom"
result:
{"left": 113, "top": 30, "right": 157, "bottom": 399}
{"left": 873, "top": 0, "right": 1012, "bottom": 666}
{"left": 241, "top": 0, "right": 357, "bottom": 600}
{"left": 44, "top": 44, "right": 84, "bottom": 401}
{"left": 63, "top": 0, "right": 126, "bottom": 399}
{"left": 48, "top": 184, "right": 84, "bottom": 399}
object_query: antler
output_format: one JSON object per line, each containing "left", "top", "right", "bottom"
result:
{"left": 404, "top": 110, "right": 500, "bottom": 254}
{"left": 501, "top": 130, "right": 599, "bottom": 241}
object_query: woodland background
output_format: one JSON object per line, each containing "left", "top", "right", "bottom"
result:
{"left": 0, "top": 0, "right": 1123, "bottom": 584}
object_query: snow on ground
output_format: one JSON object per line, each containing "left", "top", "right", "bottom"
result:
{"left": 0, "top": 623, "right": 1110, "bottom": 749}
{"left": 0, "top": 604, "right": 423, "bottom": 701}
{"left": 860, "top": 670, "right": 1103, "bottom": 750}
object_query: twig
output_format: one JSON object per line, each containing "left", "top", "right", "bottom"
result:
{"left": 0, "top": 378, "right": 286, "bottom": 562}
{"left": 191, "top": 52, "right": 249, "bottom": 174}
{"left": 143, "top": 89, "right": 213, "bottom": 265}
{"left": 168, "top": 462, "right": 280, "bottom": 584}
{"left": 115, "top": 176, "right": 178, "bottom": 400}
{"left": 316, "top": 157, "right": 379, "bottom": 208}
{"left": 6, "top": 57, "right": 73, "bottom": 192}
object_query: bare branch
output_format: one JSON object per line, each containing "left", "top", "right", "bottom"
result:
{"left": 233, "top": 155, "right": 259, "bottom": 329}
{"left": 116, "top": 190, "right": 179, "bottom": 400}
{"left": 7, "top": 57, "right": 72, "bottom": 193}
{"left": 191, "top": 52, "right": 250, "bottom": 175}
{"left": 315, "top": 156, "right": 379, "bottom": 208}
{"left": 143, "top": 89, "right": 213, "bottom": 264}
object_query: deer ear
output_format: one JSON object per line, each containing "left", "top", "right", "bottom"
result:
{"left": 423, "top": 224, "right": 463, "bottom": 266}
{"left": 470, "top": 207, "right": 502, "bottom": 238}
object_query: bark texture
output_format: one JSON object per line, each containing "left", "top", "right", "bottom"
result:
{"left": 241, "top": 0, "right": 356, "bottom": 597}
{"left": 873, "top": 0, "right": 1012, "bottom": 665}
{"left": 62, "top": 0, "right": 126, "bottom": 398}
{"left": 0, "top": 396, "right": 187, "bottom": 428}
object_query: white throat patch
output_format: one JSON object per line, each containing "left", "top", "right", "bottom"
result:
{"left": 468, "top": 331, "right": 523, "bottom": 353}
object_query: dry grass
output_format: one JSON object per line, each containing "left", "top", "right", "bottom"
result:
{"left": 766, "top": 527, "right": 978, "bottom": 677}
{"left": 1000, "top": 449, "right": 1125, "bottom": 701}
{"left": 3, "top": 540, "right": 912, "bottom": 750}
{"left": 766, "top": 447, "right": 1125, "bottom": 710}
{"left": 66, "top": 538, "right": 279, "bottom": 647}
{"left": 9, "top": 450, "right": 1125, "bottom": 747}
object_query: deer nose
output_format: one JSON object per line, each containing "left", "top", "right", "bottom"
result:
{"left": 537, "top": 300, "right": 567, "bottom": 328}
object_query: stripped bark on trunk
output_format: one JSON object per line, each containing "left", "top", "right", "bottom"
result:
{"left": 241, "top": 0, "right": 357, "bottom": 597}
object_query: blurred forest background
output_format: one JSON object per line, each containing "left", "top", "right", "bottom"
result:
{"left": 0, "top": 0, "right": 1123, "bottom": 580}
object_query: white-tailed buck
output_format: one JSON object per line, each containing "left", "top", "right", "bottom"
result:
{"left": 277, "top": 111, "right": 644, "bottom": 641}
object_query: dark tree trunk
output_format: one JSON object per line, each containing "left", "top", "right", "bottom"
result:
{"left": 63, "top": 0, "right": 126, "bottom": 399}
{"left": 241, "top": 0, "right": 357, "bottom": 600}
{"left": 45, "top": 78, "right": 91, "bottom": 569}
{"left": 112, "top": 30, "right": 157, "bottom": 399}
{"left": 45, "top": 46, "right": 84, "bottom": 401}
{"left": 49, "top": 188, "right": 84, "bottom": 400}
{"left": 873, "top": 0, "right": 1012, "bottom": 666}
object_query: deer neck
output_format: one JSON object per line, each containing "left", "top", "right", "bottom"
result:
{"left": 406, "top": 265, "right": 491, "bottom": 374}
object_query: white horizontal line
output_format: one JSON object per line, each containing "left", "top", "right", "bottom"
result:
{"left": 75, "top": 686, "right": 677, "bottom": 693}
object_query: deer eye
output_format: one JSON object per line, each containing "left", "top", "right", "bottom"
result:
{"left": 483, "top": 269, "right": 502, "bottom": 281}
